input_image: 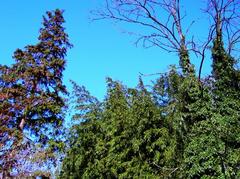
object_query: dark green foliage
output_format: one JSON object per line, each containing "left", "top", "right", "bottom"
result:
{"left": 181, "top": 36, "right": 240, "bottom": 178}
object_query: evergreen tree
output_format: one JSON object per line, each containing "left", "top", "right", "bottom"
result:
{"left": 0, "top": 9, "right": 71, "bottom": 177}
{"left": 60, "top": 78, "right": 177, "bottom": 178}
{"left": 125, "top": 78, "right": 177, "bottom": 178}
{"left": 59, "top": 81, "right": 103, "bottom": 178}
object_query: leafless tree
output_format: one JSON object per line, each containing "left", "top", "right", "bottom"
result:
{"left": 198, "top": 0, "right": 240, "bottom": 79}
{"left": 205, "top": 0, "right": 240, "bottom": 54}
{"left": 93, "top": 0, "right": 240, "bottom": 78}
{"left": 92, "top": 0, "right": 195, "bottom": 74}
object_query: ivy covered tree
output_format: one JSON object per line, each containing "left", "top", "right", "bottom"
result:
{"left": 181, "top": 37, "right": 240, "bottom": 178}
{"left": 0, "top": 9, "right": 72, "bottom": 177}
{"left": 182, "top": 1, "right": 240, "bottom": 177}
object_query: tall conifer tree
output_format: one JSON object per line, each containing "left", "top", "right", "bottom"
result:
{"left": 0, "top": 9, "right": 71, "bottom": 177}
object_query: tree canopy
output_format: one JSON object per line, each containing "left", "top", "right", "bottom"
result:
{"left": 1, "top": 1, "right": 240, "bottom": 178}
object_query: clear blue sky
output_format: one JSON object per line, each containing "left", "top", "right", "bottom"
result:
{"left": 0, "top": 0, "right": 211, "bottom": 100}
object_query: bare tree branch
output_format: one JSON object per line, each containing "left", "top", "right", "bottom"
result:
{"left": 92, "top": 0, "right": 196, "bottom": 74}
{"left": 204, "top": 0, "right": 240, "bottom": 55}
{"left": 93, "top": 0, "right": 240, "bottom": 78}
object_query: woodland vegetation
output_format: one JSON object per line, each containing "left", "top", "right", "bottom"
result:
{"left": 0, "top": 0, "right": 240, "bottom": 178}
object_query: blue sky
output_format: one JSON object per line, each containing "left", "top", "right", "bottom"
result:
{"left": 0, "top": 0, "right": 212, "bottom": 100}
